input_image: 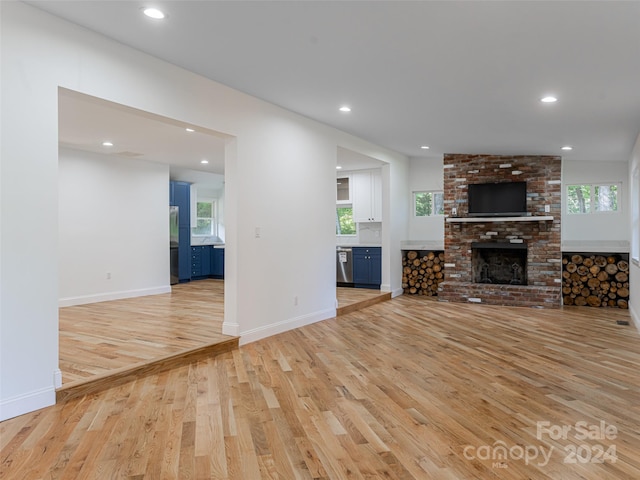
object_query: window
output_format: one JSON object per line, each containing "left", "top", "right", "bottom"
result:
{"left": 192, "top": 201, "right": 215, "bottom": 235}
{"left": 336, "top": 206, "right": 355, "bottom": 235}
{"left": 566, "top": 185, "right": 590, "bottom": 213}
{"left": 566, "top": 184, "right": 619, "bottom": 214}
{"left": 414, "top": 191, "right": 444, "bottom": 216}
{"left": 594, "top": 185, "right": 618, "bottom": 212}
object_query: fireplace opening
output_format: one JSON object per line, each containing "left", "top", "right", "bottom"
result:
{"left": 472, "top": 242, "right": 527, "bottom": 285}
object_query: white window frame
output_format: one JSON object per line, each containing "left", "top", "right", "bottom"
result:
{"left": 413, "top": 191, "right": 445, "bottom": 217}
{"left": 192, "top": 199, "right": 217, "bottom": 236}
{"left": 566, "top": 183, "right": 621, "bottom": 215}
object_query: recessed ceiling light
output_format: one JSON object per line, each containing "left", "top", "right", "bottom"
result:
{"left": 185, "top": 128, "right": 195, "bottom": 133}
{"left": 420, "top": 145, "right": 430, "bottom": 150}
{"left": 540, "top": 96, "right": 558, "bottom": 103}
{"left": 336, "top": 165, "right": 342, "bottom": 169}
{"left": 339, "top": 106, "right": 351, "bottom": 113}
{"left": 102, "top": 141, "right": 113, "bottom": 147}
{"left": 561, "top": 146, "right": 573, "bottom": 151}
{"left": 143, "top": 8, "right": 165, "bottom": 19}
{"left": 200, "top": 159, "right": 209, "bottom": 164}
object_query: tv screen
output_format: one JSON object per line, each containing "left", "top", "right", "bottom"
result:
{"left": 467, "top": 181, "right": 527, "bottom": 217}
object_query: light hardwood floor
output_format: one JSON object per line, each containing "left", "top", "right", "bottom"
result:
{"left": 59, "top": 282, "right": 387, "bottom": 384}
{"left": 59, "top": 280, "right": 229, "bottom": 384}
{"left": 3, "top": 295, "right": 638, "bottom": 479}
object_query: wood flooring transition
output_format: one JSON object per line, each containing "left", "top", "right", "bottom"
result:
{"left": 56, "top": 281, "right": 389, "bottom": 401}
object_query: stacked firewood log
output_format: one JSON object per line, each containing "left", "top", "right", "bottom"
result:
{"left": 402, "top": 251, "right": 445, "bottom": 296}
{"left": 562, "top": 254, "right": 629, "bottom": 308}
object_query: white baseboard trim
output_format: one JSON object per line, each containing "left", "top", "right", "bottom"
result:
{"left": 0, "top": 386, "right": 55, "bottom": 421}
{"left": 238, "top": 308, "right": 336, "bottom": 346}
{"left": 629, "top": 302, "right": 640, "bottom": 334}
{"left": 391, "top": 287, "right": 404, "bottom": 298}
{"left": 53, "top": 368, "right": 62, "bottom": 388}
{"left": 222, "top": 321, "right": 240, "bottom": 337}
{"left": 59, "top": 286, "right": 172, "bottom": 307}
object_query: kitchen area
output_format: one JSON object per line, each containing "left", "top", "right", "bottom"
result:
{"left": 170, "top": 171, "right": 226, "bottom": 285}
{"left": 336, "top": 147, "right": 384, "bottom": 290}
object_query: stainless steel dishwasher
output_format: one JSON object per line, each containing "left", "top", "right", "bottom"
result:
{"left": 336, "top": 247, "right": 353, "bottom": 285}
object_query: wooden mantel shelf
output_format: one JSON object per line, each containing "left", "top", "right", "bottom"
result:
{"left": 445, "top": 215, "right": 554, "bottom": 223}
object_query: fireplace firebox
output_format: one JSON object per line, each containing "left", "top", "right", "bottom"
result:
{"left": 472, "top": 242, "right": 527, "bottom": 285}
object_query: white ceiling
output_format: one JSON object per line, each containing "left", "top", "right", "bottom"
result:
{"left": 59, "top": 89, "right": 229, "bottom": 175}
{"left": 35, "top": 1, "right": 640, "bottom": 171}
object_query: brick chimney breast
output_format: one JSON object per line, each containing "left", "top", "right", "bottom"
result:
{"left": 439, "top": 154, "right": 561, "bottom": 308}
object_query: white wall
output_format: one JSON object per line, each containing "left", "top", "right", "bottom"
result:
{"left": 629, "top": 133, "right": 640, "bottom": 331}
{"left": 407, "top": 157, "right": 445, "bottom": 244}
{"left": 58, "top": 148, "right": 170, "bottom": 306}
{"left": 385, "top": 160, "right": 410, "bottom": 296}
{"left": 0, "top": 2, "right": 409, "bottom": 419}
{"left": 217, "top": 186, "right": 226, "bottom": 242}
{"left": 562, "top": 160, "right": 630, "bottom": 251}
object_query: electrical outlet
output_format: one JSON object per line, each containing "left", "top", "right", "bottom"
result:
{"left": 106, "top": 272, "right": 111, "bottom": 280}
{"left": 544, "top": 204, "right": 550, "bottom": 213}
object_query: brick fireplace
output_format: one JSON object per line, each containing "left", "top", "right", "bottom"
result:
{"left": 439, "top": 154, "right": 562, "bottom": 308}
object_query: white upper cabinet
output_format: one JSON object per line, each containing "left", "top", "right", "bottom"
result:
{"left": 353, "top": 169, "right": 382, "bottom": 223}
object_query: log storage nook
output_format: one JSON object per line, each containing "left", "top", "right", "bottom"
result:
{"left": 562, "top": 253, "right": 629, "bottom": 308}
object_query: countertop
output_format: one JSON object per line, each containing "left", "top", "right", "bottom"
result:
{"left": 337, "top": 244, "right": 381, "bottom": 248}
{"left": 400, "top": 240, "right": 445, "bottom": 251}
{"left": 191, "top": 243, "right": 225, "bottom": 248}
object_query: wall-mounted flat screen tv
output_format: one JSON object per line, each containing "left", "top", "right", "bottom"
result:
{"left": 467, "top": 181, "right": 527, "bottom": 217}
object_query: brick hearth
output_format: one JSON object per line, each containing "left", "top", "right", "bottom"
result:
{"left": 439, "top": 154, "right": 562, "bottom": 308}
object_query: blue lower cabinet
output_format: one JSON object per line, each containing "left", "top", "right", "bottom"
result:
{"left": 352, "top": 247, "right": 381, "bottom": 289}
{"left": 191, "top": 246, "right": 211, "bottom": 278}
{"left": 210, "top": 248, "right": 225, "bottom": 278}
{"left": 191, "top": 246, "right": 224, "bottom": 280}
